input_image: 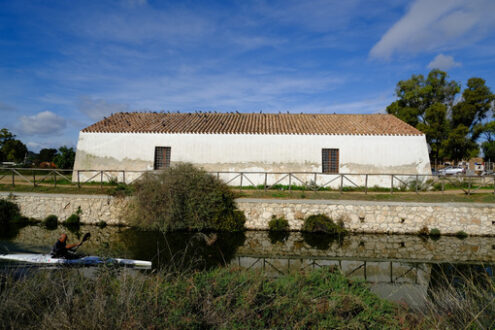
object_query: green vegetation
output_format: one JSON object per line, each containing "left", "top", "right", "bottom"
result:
{"left": 42, "top": 214, "right": 58, "bottom": 229}
{"left": 96, "top": 220, "right": 107, "bottom": 228}
{"left": 386, "top": 69, "right": 495, "bottom": 162}
{"left": 418, "top": 226, "right": 429, "bottom": 236}
{"left": 302, "top": 214, "right": 347, "bottom": 235}
{"left": 63, "top": 206, "right": 82, "bottom": 227}
{"left": 126, "top": 163, "right": 245, "bottom": 231}
{"left": 268, "top": 215, "right": 290, "bottom": 231}
{"left": 0, "top": 267, "right": 418, "bottom": 329}
{"left": 429, "top": 228, "right": 441, "bottom": 238}
{"left": 0, "top": 199, "right": 21, "bottom": 225}
{"left": 110, "top": 183, "right": 134, "bottom": 197}
{"left": 455, "top": 231, "right": 468, "bottom": 239}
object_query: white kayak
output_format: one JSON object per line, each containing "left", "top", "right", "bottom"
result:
{"left": 0, "top": 253, "right": 152, "bottom": 269}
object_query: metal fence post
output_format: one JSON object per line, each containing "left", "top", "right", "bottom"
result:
{"left": 390, "top": 175, "right": 393, "bottom": 194}
{"left": 288, "top": 173, "right": 292, "bottom": 193}
{"left": 100, "top": 171, "right": 103, "bottom": 189}
{"left": 340, "top": 174, "right": 343, "bottom": 194}
{"left": 364, "top": 174, "right": 368, "bottom": 194}
{"left": 239, "top": 172, "right": 243, "bottom": 191}
{"left": 264, "top": 173, "right": 267, "bottom": 192}
{"left": 77, "top": 171, "right": 80, "bottom": 188}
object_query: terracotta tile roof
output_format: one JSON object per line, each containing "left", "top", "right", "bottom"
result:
{"left": 82, "top": 112, "right": 423, "bottom": 136}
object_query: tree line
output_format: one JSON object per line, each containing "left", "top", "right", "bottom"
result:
{"left": 0, "top": 128, "right": 75, "bottom": 169}
{"left": 386, "top": 69, "right": 495, "bottom": 164}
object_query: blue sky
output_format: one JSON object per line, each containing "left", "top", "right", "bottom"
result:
{"left": 1, "top": 0, "right": 495, "bottom": 151}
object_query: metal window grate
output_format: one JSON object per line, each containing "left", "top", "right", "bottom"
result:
{"left": 154, "top": 147, "right": 171, "bottom": 170}
{"left": 322, "top": 148, "right": 339, "bottom": 174}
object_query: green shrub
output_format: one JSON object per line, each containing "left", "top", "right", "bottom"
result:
{"left": 110, "top": 183, "right": 134, "bottom": 197}
{"left": 43, "top": 215, "right": 58, "bottom": 229}
{"left": 456, "top": 231, "right": 468, "bottom": 239}
{"left": 429, "top": 228, "right": 441, "bottom": 237}
{"left": 126, "top": 163, "right": 245, "bottom": 231}
{"left": 268, "top": 216, "right": 289, "bottom": 231}
{"left": 64, "top": 208, "right": 81, "bottom": 227}
{"left": 302, "top": 214, "right": 347, "bottom": 235}
{"left": 0, "top": 199, "right": 21, "bottom": 224}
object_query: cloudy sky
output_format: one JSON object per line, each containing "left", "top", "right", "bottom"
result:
{"left": 1, "top": 0, "right": 495, "bottom": 151}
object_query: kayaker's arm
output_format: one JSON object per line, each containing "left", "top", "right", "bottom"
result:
{"left": 66, "top": 242, "right": 81, "bottom": 249}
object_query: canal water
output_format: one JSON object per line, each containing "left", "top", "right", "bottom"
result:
{"left": 1, "top": 224, "right": 494, "bottom": 310}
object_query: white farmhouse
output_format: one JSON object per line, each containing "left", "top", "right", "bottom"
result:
{"left": 73, "top": 112, "right": 431, "bottom": 187}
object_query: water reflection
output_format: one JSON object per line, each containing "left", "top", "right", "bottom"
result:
{"left": 1, "top": 226, "right": 495, "bottom": 309}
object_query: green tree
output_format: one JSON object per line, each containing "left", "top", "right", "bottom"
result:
{"left": 0, "top": 128, "right": 14, "bottom": 147}
{"left": 442, "top": 125, "right": 478, "bottom": 162}
{"left": 481, "top": 121, "right": 495, "bottom": 161}
{"left": 39, "top": 148, "right": 58, "bottom": 162}
{"left": 1, "top": 139, "right": 27, "bottom": 163}
{"left": 53, "top": 146, "right": 75, "bottom": 169}
{"left": 386, "top": 69, "right": 460, "bottom": 163}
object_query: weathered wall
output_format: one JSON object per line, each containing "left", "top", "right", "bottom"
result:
{"left": 239, "top": 198, "right": 495, "bottom": 235}
{"left": 2, "top": 192, "right": 494, "bottom": 236}
{"left": 73, "top": 132, "right": 431, "bottom": 187}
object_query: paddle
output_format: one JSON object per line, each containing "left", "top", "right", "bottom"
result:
{"left": 73, "top": 233, "right": 91, "bottom": 251}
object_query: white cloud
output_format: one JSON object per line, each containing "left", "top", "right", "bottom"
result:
{"left": 370, "top": 0, "right": 495, "bottom": 59}
{"left": 427, "top": 54, "right": 461, "bottom": 70}
{"left": 77, "top": 96, "right": 130, "bottom": 121}
{"left": 18, "top": 111, "right": 67, "bottom": 136}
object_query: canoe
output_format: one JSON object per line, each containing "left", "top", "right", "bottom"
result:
{"left": 0, "top": 253, "right": 152, "bottom": 268}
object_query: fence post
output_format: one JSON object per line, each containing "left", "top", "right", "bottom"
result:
{"left": 77, "top": 171, "right": 80, "bottom": 188}
{"left": 340, "top": 174, "right": 343, "bottom": 194}
{"left": 390, "top": 175, "right": 394, "bottom": 194}
{"left": 364, "top": 174, "right": 368, "bottom": 194}
{"left": 11, "top": 171, "right": 14, "bottom": 187}
{"left": 264, "top": 173, "right": 267, "bottom": 192}
{"left": 468, "top": 177, "right": 471, "bottom": 195}
{"left": 415, "top": 174, "right": 419, "bottom": 194}
{"left": 216, "top": 172, "right": 219, "bottom": 180}
{"left": 32, "top": 170, "right": 36, "bottom": 187}
{"left": 122, "top": 171, "right": 126, "bottom": 184}
{"left": 288, "top": 173, "right": 292, "bottom": 193}
{"left": 53, "top": 171, "right": 57, "bottom": 188}
{"left": 100, "top": 171, "right": 103, "bottom": 189}
{"left": 239, "top": 173, "right": 243, "bottom": 191}
{"left": 441, "top": 178, "right": 444, "bottom": 193}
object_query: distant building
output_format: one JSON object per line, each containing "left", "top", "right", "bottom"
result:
{"left": 73, "top": 112, "right": 431, "bottom": 187}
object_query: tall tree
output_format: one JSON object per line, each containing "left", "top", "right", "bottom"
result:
{"left": 0, "top": 128, "right": 14, "bottom": 147}
{"left": 39, "top": 148, "right": 58, "bottom": 163}
{"left": 54, "top": 146, "right": 75, "bottom": 169}
{"left": 1, "top": 139, "right": 27, "bottom": 163}
{"left": 386, "top": 69, "right": 460, "bottom": 163}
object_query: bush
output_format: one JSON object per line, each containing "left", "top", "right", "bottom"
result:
{"left": 126, "top": 163, "right": 245, "bottom": 231}
{"left": 302, "top": 214, "right": 347, "bottom": 235}
{"left": 268, "top": 216, "right": 289, "bottom": 231}
{"left": 429, "top": 228, "right": 441, "bottom": 237}
{"left": 455, "top": 231, "right": 468, "bottom": 239}
{"left": 43, "top": 215, "right": 58, "bottom": 229}
{"left": 64, "top": 207, "right": 82, "bottom": 227}
{"left": 0, "top": 199, "right": 21, "bottom": 225}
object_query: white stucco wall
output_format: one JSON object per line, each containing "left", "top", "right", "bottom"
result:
{"left": 73, "top": 132, "right": 431, "bottom": 187}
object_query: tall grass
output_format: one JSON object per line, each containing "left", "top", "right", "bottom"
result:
{"left": 0, "top": 266, "right": 416, "bottom": 329}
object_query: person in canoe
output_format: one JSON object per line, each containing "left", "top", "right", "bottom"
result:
{"left": 51, "top": 233, "right": 89, "bottom": 259}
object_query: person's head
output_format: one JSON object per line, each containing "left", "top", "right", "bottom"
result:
{"left": 59, "top": 233, "right": 67, "bottom": 242}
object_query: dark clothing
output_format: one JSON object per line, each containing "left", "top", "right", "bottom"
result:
{"left": 51, "top": 240, "right": 67, "bottom": 258}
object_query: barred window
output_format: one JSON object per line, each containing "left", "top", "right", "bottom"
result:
{"left": 322, "top": 148, "right": 339, "bottom": 174}
{"left": 154, "top": 147, "right": 171, "bottom": 170}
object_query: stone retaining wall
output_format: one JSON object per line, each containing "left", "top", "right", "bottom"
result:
{"left": 1, "top": 192, "right": 495, "bottom": 236}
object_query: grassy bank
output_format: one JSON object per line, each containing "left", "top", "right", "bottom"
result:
{"left": 0, "top": 267, "right": 420, "bottom": 329}
{"left": 2, "top": 183, "right": 495, "bottom": 203}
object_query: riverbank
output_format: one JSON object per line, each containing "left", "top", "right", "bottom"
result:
{"left": 0, "top": 266, "right": 422, "bottom": 329}
{"left": 2, "top": 192, "right": 495, "bottom": 236}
